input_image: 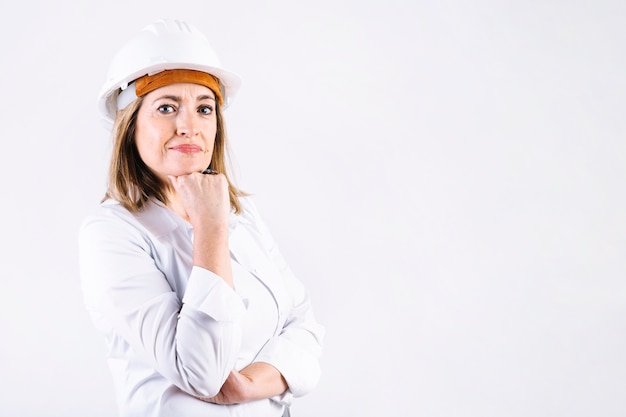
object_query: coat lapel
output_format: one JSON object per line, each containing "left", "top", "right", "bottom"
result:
{"left": 228, "top": 217, "right": 291, "bottom": 317}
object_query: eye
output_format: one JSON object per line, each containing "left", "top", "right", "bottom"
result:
{"left": 198, "top": 105, "right": 213, "bottom": 115}
{"left": 157, "top": 104, "right": 175, "bottom": 114}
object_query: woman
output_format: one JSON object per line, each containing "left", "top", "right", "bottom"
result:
{"left": 79, "top": 19, "right": 324, "bottom": 417}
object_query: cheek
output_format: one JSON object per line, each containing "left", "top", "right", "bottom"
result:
{"left": 203, "top": 122, "right": 218, "bottom": 150}
{"left": 135, "top": 117, "right": 168, "bottom": 154}
{"left": 133, "top": 126, "right": 151, "bottom": 159}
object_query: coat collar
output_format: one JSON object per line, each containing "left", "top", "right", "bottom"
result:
{"left": 133, "top": 199, "right": 259, "bottom": 277}
{"left": 131, "top": 198, "right": 289, "bottom": 312}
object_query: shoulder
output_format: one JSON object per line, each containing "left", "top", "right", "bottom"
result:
{"left": 236, "top": 196, "right": 269, "bottom": 232}
{"left": 79, "top": 199, "right": 150, "bottom": 249}
{"left": 234, "top": 196, "right": 280, "bottom": 246}
{"left": 237, "top": 195, "right": 260, "bottom": 219}
{"left": 80, "top": 198, "right": 185, "bottom": 251}
{"left": 80, "top": 199, "right": 138, "bottom": 231}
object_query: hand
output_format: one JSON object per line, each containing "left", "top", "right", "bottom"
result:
{"left": 168, "top": 172, "right": 230, "bottom": 230}
{"left": 169, "top": 172, "right": 233, "bottom": 285}
{"left": 196, "top": 363, "right": 288, "bottom": 405}
{"left": 197, "top": 370, "right": 251, "bottom": 405}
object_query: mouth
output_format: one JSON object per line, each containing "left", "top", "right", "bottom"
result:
{"left": 169, "top": 144, "right": 203, "bottom": 154}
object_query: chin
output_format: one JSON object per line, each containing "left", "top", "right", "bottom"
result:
{"left": 172, "top": 169, "right": 200, "bottom": 177}
{"left": 169, "top": 164, "right": 206, "bottom": 177}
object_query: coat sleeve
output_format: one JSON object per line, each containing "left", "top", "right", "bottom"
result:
{"left": 243, "top": 200, "right": 325, "bottom": 399}
{"left": 78, "top": 207, "right": 246, "bottom": 398}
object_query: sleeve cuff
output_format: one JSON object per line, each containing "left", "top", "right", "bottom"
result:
{"left": 182, "top": 266, "right": 246, "bottom": 321}
{"left": 255, "top": 336, "right": 321, "bottom": 397}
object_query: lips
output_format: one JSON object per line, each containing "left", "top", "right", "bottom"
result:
{"left": 170, "top": 144, "right": 203, "bottom": 154}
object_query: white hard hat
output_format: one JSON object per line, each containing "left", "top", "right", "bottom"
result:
{"left": 97, "top": 19, "right": 241, "bottom": 127}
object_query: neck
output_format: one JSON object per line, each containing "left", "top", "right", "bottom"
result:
{"left": 165, "top": 190, "right": 190, "bottom": 223}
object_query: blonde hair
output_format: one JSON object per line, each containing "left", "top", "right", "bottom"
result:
{"left": 103, "top": 96, "right": 247, "bottom": 214}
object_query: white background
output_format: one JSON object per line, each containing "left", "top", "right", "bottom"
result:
{"left": 1, "top": 1, "right": 625, "bottom": 416}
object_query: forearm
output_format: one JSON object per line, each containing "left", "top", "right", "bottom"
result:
{"left": 239, "top": 362, "right": 288, "bottom": 401}
{"left": 193, "top": 225, "right": 233, "bottom": 288}
{"left": 81, "top": 218, "right": 245, "bottom": 397}
{"left": 170, "top": 172, "right": 234, "bottom": 288}
{"left": 197, "top": 362, "right": 287, "bottom": 405}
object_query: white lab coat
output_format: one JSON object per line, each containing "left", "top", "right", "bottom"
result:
{"left": 79, "top": 196, "right": 324, "bottom": 417}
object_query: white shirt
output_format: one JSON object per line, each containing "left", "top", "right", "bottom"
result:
{"left": 79, "top": 197, "right": 324, "bottom": 417}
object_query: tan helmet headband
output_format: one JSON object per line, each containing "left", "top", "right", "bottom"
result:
{"left": 135, "top": 69, "right": 224, "bottom": 105}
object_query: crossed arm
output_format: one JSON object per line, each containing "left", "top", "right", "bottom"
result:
{"left": 198, "top": 362, "right": 287, "bottom": 404}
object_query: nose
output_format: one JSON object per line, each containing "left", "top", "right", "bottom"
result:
{"left": 176, "top": 108, "right": 199, "bottom": 137}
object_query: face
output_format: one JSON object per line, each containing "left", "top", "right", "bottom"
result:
{"left": 135, "top": 82, "right": 217, "bottom": 181}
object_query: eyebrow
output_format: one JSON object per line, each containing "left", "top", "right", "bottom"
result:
{"left": 152, "top": 94, "right": 216, "bottom": 103}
